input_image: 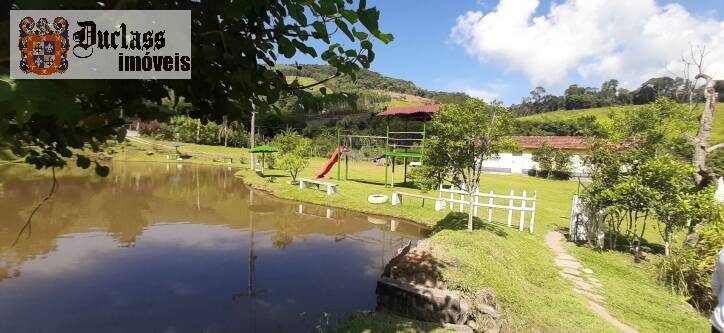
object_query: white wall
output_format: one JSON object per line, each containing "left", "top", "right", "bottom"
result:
{"left": 480, "top": 151, "right": 588, "bottom": 177}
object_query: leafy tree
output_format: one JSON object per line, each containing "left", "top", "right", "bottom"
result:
{"left": 564, "top": 84, "right": 598, "bottom": 110}
{"left": 532, "top": 144, "right": 572, "bottom": 179}
{"left": 639, "top": 156, "right": 717, "bottom": 255}
{"left": 423, "top": 99, "right": 515, "bottom": 231}
{"left": 1, "top": 0, "right": 392, "bottom": 175}
{"left": 272, "top": 129, "right": 311, "bottom": 182}
{"left": 581, "top": 98, "right": 715, "bottom": 257}
{"left": 532, "top": 144, "right": 555, "bottom": 177}
{"left": 279, "top": 151, "right": 310, "bottom": 183}
{"left": 657, "top": 219, "right": 724, "bottom": 311}
{"left": 599, "top": 79, "right": 619, "bottom": 105}
{"left": 553, "top": 149, "right": 572, "bottom": 175}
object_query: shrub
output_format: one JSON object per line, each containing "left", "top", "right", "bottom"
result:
{"left": 271, "top": 129, "right": 312, "bottom": 180}
{"left": 532, "top": 144, "right": 572, "bottom": 179}
{"left": 409, "top": 165, "right": 442, "bottom": 193}
{"left": 657, "top": 219, "right": 724, "bottom": 312}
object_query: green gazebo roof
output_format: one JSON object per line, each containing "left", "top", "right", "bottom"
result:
{"left": 249, "top": 145, "right": 278, "bottom": 153}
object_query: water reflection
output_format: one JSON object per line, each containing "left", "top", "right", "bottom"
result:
{"left": 0, "top": 162, "right": 426, "bottom": 332}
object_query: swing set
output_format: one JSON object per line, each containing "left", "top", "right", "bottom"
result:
{"left": 316, "top": 105, "right": 438, "bottom": 187}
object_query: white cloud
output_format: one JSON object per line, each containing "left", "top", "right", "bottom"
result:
{"left": 450, "top": 0, "right": 724, "bottom": 88}
{"left": 443, "top": 80, "right": 509, "bottom": 102}
{"left": 465, "top": 88, "right": 500, "bottom": 100}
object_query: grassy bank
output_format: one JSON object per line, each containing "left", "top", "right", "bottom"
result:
{"left": 108, "top": 139, "right": 707, "bottom": 332}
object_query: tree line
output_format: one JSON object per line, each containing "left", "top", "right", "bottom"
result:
{"left": 511, "top": 78, "right": 724, "bottom": 116}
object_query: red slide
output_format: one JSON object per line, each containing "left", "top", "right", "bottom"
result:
{"left": 315, "top": 145, "right": 349, "bottom": 178}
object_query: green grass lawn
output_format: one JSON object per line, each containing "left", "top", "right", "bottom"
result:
{"left": 519, "top": 103, "right": 724, "bottom": 143}
{"left": 108, "top": 139, "right": 708, "bottom": 332}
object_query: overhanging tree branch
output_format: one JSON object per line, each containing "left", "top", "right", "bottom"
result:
{"left": 294, "top": 73, "right": 341, "bottom": 90}
{"left": 11, "top": 167, "right": 58, "bottom": 248}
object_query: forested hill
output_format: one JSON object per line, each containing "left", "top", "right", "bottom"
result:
{"left": 275, "top": 64, "right": 469, "bottom": 107}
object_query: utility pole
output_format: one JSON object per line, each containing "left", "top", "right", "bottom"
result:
{"left": 250, "top": 103, "right": 257, "bottom": 170}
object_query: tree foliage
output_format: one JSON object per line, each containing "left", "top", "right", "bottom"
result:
{"left": 580, "top": 98, "right": 717, "bottom": 258}
{"left": 510, "top": 76, "right": 724, "bottom": 117}
{"left": 272, "top": 129, "right": 311, "bottom": 182}
{"left": 423, "top": 99, "right": 515, "bottom": 230}
{"left": 658, "top": 219, "right": 724, "bottom": 312}
{"left": 1, "top": 0, "right": 392, "bottom": 175}
{"left": 531, "top": 143, "right": 573, "bottom": 179}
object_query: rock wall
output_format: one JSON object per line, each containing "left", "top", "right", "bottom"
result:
{"left": 376, "top": 241, "right": 503, "bottom": 332}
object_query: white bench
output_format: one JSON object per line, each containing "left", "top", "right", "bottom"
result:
{"left": 391, "top": 191, "right": 446, "bottom": 211}
{"left": 299, "top": 178, "right": 338, "bottom": 195}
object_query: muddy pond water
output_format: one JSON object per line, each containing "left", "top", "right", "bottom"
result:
{"left": 0, "top": 162, "right": 427, "bottom": 332}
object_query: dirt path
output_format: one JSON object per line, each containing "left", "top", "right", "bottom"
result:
{"left": 545, "top": 231, "right": 639, "bottom": 333}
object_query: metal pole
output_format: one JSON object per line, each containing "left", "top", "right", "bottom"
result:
{"left": 385, "top": 119, "right": 389, "bottom": 187}
{"left": 337, "top": 128, "right": 341, "bottom": 180}
{"left": 249, "top": 104, "right": 257, "bottom": 170}
{"left": 421, "top": 121, "right": 426, "bottom": 161}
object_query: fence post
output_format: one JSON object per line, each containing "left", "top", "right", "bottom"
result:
{"left": 488, "top": 190, "right": 493, "bottom": 223}
{"left": 507, "top": 189, "right": 514, "bottom": 227}
{"left": 519, "top": 190, "right": 527, "bottom": 231}
{"left": 391, "top": 192, "right": 401, "bottom": 206}
{"left": 449, "top": 188, "right": 454, "bottom": 210}
{"left": 460, "top": 193, "right": 465, "bottom": 212}
{"left": 529, "top": 191, "right": 537, "bottom": 234}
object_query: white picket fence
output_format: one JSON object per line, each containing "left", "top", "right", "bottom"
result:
{"left": 391, "top": 185, "right": 538, "bottom": 233}
{"left": 437, "top": 185, "right": 537, "bottom": 233}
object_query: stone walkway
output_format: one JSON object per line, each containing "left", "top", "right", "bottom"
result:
{"left": 545, "top": 231, "right": 638, "bottom": 333}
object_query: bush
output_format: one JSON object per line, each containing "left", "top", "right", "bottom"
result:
{"left": 657, "top": 220, "right": 724, "bottom": 312}
{"left": 140, "top": 115, "right": 248, "bottom": 147}
{"left": 409, "top": 165, "right": 441, "bottom": 193}
{"left": 532, "top": 144, "right": 572, "bottom": 180}
{"left": 271, "top": 129, "right": 312, "bottom": 180}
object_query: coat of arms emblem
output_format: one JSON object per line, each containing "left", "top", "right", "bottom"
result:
{"left": 18, "top": 17, "right": 70, "bottom": 75}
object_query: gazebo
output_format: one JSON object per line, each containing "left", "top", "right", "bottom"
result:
{"left": 249, "top": 145, "right": 278, "bottom": 174}
{"left": 376, "top": 105, "right": 438, "bottom": 187}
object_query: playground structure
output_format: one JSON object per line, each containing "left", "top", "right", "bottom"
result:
{"left": 314, "top": 105, "right": 438, "bottom": 187}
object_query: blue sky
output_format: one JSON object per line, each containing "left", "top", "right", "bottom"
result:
{"left": 291, "top": 0, "right": 724, "bottom": 105}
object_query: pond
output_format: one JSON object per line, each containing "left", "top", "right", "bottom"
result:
{"left": 0, "top": 162, "right": 427, "bottom": 332}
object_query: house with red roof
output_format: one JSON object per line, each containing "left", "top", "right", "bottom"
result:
{"left": 481, "top": 136, "right": 590, "bottom": 177}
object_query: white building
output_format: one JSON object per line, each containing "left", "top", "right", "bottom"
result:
{"left": 481, "top": 136, "right": 589, "bottom": 177}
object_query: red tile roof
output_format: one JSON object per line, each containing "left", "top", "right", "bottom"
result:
{"left": 376, "top": 105, "right": 438, "bottom": 117}
{"left": 512, "top": 136, "right": 588, "bottom": 150}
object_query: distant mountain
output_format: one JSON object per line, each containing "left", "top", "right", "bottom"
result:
{"left": 275, "top": 64, "right": 468, "bottom": 109}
